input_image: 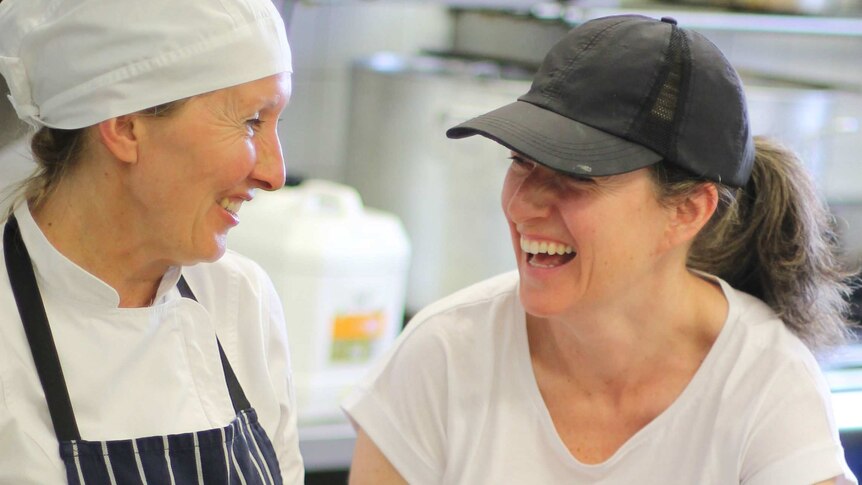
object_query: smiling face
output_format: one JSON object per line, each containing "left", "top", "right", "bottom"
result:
{"left": 128, "top": 72, "right": 291, "bottom": 265}
{"left": 502, "top": 152, "right": 675, "bottom": 319}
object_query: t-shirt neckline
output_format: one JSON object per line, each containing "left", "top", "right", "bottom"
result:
{"left": 513, "top": 273, "right": 740, "bottom": 470}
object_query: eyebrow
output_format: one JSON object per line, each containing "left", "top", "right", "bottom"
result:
{"left": 239, "top": 94, "right": 282, "bottom": 113}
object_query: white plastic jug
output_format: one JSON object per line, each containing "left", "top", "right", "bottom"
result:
{"left": 228, "top": 179, "right": 411, "bottom": 423}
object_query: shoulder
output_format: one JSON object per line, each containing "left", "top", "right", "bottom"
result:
{"left": 410, "top": 271, "right": 520, "bottom": 329}
{"left": 720, "top": 285, "right": 849, "bottom": 484}
{"left": 342, "top": 272, "right": 523, "bottom": 480}
{"left": 402, "top": 271, "right": 521, "bottom": 345}
{"left": 357, "top": 270, "right": 521, "bottom": 379}
{"left": 179, "top": 250, "right": 283, "bottom": 334}
{"left": 723, "top": 281, "right": 820, "bottom": 368}
{"left": 366, "top": 270, "right": 523, "bottom": 384}
{"left": 717, "top": 279, "right": 833, "bottom": 412}
{"left": 183, "top": 249, "right": 277, "bottom": 300}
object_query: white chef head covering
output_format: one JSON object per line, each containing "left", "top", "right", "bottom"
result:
{"left": 0, "top": 0, "right": 292, "bottom": 129}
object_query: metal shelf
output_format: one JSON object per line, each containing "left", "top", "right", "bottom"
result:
{"left": 566, "top": 6, "right": 862, "bottom": 36}
{"left": 443, "top": 1, "right": 862, "bottom": 36}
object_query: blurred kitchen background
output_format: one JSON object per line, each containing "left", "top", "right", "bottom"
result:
{"left": 1, "top": 0, "right": 862, "bottom": 482}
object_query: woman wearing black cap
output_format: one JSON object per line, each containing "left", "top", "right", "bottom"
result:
{"left": 343, "top": 15, "right": 857, "bottom": 485}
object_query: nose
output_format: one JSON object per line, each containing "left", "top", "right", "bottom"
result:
{"left": 503, "top": 164, "right": 555, "bottom": 223}
{"left": 252, "top": 132, "right": 286, "bottom": 191}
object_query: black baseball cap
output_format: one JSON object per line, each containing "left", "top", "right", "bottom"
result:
{"left": 446, "top": 15, "right": 755, "bottom": 188}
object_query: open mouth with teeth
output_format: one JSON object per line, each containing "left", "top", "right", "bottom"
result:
{"left": 520, "top": 236, "right": 576, "bottom": 268}
{"left": 219, "top": 198, "right": 243, "bottom": 217}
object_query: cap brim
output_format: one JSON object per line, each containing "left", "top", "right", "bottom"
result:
{"left": 446, "top": 101, "right": 662, "bottom": 177}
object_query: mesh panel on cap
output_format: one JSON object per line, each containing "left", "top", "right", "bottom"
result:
{"left": 628, "top": 26, "right": 690, "bottom": 161}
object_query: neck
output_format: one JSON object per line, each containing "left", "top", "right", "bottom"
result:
{"left": 527, "top": 267, "right": 727, "bottom": 397}
{"left": 30, "top": 171, "right": 169, "bottom": 308}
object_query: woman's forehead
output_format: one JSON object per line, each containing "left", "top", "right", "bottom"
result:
{"left": 214, "top": 74, "right": 291, "bottom": 112}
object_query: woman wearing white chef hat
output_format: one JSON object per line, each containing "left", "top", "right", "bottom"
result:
{"left": 0, "top": 0, "right": 302, "bottom": 483}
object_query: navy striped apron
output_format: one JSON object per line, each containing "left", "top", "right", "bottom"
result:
{"left": 4, "top": 216, "right": 283, "bottom": 484}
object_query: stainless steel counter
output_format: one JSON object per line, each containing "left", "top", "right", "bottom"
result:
{"left": 823, "top": 343, "right": 862, "bottom": 431}
{"left": 300, "top": 418, "right": 357, "bottom": 472}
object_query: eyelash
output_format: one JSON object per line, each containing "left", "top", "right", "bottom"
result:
{"left": 247, "top": 117, "right": 284, "bottom": 128}
{"left": 565, "top": 173, "right": 594, "bottom": 184}
{"left": 508, "top": 155, "right": 596, "bottom": 188}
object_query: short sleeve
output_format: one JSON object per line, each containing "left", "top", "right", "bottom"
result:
{"left": 342, "top": 319, "right": 451, "bottom": 485}
{"left": 741, "top": 358, "right": 857, "bottom": 485}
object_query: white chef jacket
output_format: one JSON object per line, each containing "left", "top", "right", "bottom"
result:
{"left": 0, "top": 203, "right": 304, "bottom": 484}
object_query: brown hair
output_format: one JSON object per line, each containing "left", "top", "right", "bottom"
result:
{"left": 651, "top": 136, "right": 856, "bottom": 351}
{"left": 3, "top": 99, "right": 188, "bottom": 215}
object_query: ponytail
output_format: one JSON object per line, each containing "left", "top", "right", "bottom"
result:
{"left": 654, "top": 136, "right": 857, "bottom": 351}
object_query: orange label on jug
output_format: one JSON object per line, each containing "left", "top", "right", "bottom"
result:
{"left": 330, "top": 311, "right": 386, "bottom": 363}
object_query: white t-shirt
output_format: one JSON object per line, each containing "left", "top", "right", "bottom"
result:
{"left": 343, "top": 271, "right": 857, "bottom": 485}
{"left": 0, "top": 203, "right": 304, "bottom": 484}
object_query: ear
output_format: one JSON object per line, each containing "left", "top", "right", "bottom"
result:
{"left": 665, "top": 183, "right": 719, "bottom": 248}
{"left": 96, "top": 115, "right": 140, "bottom": 164}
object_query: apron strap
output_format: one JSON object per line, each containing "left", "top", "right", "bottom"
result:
{"left": 4, "top": 215, "right": 81, "bottom": 441}
{"left": 177, "top": 275, "right": 252, "bottom": 414}
{"left": 217, "top": 339, "right": 252, "bottom": 414}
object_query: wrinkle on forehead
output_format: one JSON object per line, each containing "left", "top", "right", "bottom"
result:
{"left": 179, "top": 75, "right": 289, "bottom": 138}
{"left": 196, "top": 82, "right": 280, "bottom": 112}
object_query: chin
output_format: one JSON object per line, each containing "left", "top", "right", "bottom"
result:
{"left": 518, "top": 288, "right": 572, "bottom": 319}
{"left": 206, "top": 243, "right": 228, "bottom": 262}
{"left": 202, "top": 249, "right": 226, "bottom": 263}
{"left": 190, "top": 236, "right": 228, "bottom": 264}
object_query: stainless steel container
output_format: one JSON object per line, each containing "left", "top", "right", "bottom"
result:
{"left": 344, "top": 54, "right": 532, "bottom": 314}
